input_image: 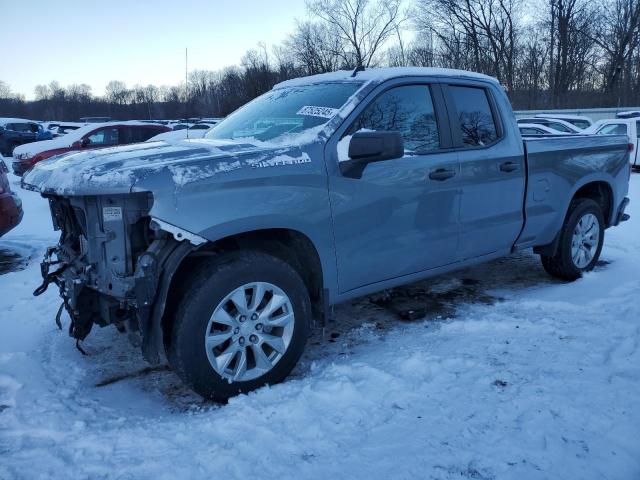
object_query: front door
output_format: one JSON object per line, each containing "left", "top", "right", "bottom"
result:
{"left": 327, "top": 83, "right": 461, "bottom": 293}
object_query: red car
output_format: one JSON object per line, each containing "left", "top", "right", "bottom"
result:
{"left": 11, "top": 122, "right": 170, "bottom": 176}
{"left": 0, "top": 160, "right": 23, "bottom": 237}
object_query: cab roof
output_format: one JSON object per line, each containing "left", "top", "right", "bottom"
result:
{"left": 274, "top": 67, "right": 499, "bottom": 89}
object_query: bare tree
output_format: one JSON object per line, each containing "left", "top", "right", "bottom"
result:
{"left": 593, "top": 0, "right": 640, "bottom": 96}
{"left": 306, "top": 0, "right": 404, "bottom": 68}
{"left": 546, "top": 0, "right": 598, "bottom": 106}
{"left": 416, "top": 0, "right": 520, "bottom": 92}
{"left": 284, "top": 21, "right": 346, "bottom": 74}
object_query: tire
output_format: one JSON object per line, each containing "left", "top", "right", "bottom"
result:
{"left": 540, "top": 198, "right": 605, "bottom": 281}
{"left": 167, "top": 250, "right": 311, "bottom": 401}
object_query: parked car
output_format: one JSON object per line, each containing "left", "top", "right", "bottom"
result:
{"left": 616, "top": 111, "right": 640, "bottom": 119}
{"left": 0, "top": 160, "right": 23, "bottom": 237}
{"left": 23, "top": 67, "right": 630, "bottom": 400}
{"left": 533, "top": 114, "right": 593, "bottom": 129}
{"left": 0, "top": 118, "right": 52, "bottom": 157}
{"left": 188, "top": 123, "right": 215, "bottom": 130}
{"left": 79, "top": 117, "right": 111, "bottom": 123}
{"left": 518, "top": 123, "right": 570, "bottom": 136}
{"left": 12, "top": 121, "right": 170, "bottom": 175}
{"left": 516, "top": 117, "right": 583, "bottom": 133}
{"left": 586, "top": 118, "right": 639, "bottom": 168}
{"left": 41, "top": 122, "right": 61, "bottom": 133}
{"left": 55, "top": 123, "right": 84, "bottom": 136}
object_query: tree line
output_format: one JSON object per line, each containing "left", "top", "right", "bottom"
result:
{"left": 1, "top": 0, "right": 639, "bottom": 121}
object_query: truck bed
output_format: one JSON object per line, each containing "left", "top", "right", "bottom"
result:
{"left": 517, "top": 134, "right": 630, "bottom": 249}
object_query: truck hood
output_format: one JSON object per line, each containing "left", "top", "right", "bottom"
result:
{"left": 22, "top": 138, "right": 312, "bottom": 196}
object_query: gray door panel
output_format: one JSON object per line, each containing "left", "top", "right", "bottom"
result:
{"left": 444, "top": 83, "right": 526, "bottom": 259}
{"left": 329, "top": 152, "right": 460, "bottom": 292}
{"left": 325, "top": 81, "right": 461, "bottom": 293}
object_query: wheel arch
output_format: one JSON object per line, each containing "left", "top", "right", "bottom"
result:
{"left": 534, "top": 177, "right": 615, "bottom": 257}
{"left": 160, "top": 226, "right": 330, "bottom": 352}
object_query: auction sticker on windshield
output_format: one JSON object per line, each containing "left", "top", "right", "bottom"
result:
{"left": 297, "top": 105, "right": 339, "bottom": 119}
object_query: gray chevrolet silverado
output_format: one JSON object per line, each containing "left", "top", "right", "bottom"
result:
{"left": 23, "top": 67, "right": 631, "bottom": 400}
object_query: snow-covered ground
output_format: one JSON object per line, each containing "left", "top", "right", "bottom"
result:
{"left": 1, "top": 157, "right": 639, "bottom": 479}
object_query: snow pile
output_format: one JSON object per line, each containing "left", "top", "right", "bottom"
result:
{"left": 0, "top": 164, "right": 639, "bottom": 479}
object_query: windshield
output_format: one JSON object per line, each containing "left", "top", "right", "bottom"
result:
{"left": 206, "top": 82, "right": 362, "bottom": 142}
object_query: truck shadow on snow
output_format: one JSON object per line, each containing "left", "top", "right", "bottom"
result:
{"left": 0, "top": 241, "right": 38, "bottom": 275}
{"left": 84, "top": 249, "right": 610, "bottom": 409}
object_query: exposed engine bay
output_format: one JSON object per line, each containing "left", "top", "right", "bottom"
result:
{"left": 36, "top": 193, "right": 196, "bottom": 363}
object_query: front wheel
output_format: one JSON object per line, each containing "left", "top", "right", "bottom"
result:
{"left": 540, "top": 198, "right": 605, "bottom": 280}
{"left": 167, "top": 250, "right": 310, "bottom": 401}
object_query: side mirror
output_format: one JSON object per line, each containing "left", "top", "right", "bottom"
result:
{"left": 339, "top": 131, "right": 404, "bottom": 178}
{"left": 81, "top": 137, "right": 91, "bottom": 147}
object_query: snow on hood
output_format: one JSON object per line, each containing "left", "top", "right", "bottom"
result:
{"left": 148, "top": 129, "right": 208, "bottom": 142}
{"left": 13, "top": 121, "right": 164, "bottom": 158}
{"left": 21, "top": 137, "right": 311, "bottom": 196}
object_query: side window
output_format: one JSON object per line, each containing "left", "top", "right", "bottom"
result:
{"left": 597, "top": 124, "right": 627, "bottom": 135}
{"left": 9, "top": 123, "right": 30, "bottom": 132}
{"left": 347, "top": 85, "right": 440, "bottom": 153}
{"left": 86, "top": 128, "right": 119, "bottom": 146}
{"left": 520, "top": 127, "right": 540, "bottom": 135}
{"left": 134, "top": 127, "right": 162, "bottom": 142}
{"left": 547, "top": 122, "right": 572, "bottom": 133}
{"left": 450, "top": 86, "right": 499, "bottom": 147}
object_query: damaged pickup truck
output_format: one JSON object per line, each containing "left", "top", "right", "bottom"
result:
{"left": 23, "top": 67, "right": 631, "bottom": 400}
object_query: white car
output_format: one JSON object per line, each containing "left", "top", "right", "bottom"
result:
{"left": 534, "top": 113, "right": 593, "bottom": 130}
{"left": 586, "top": 118, "right": 640, "bottom": 167}
{"left": 518, "top": 123, "right": 571, "bottom": 136}
{"left": 516, "top": 117, "right": 583, "bottom": 134}
{"left": 616, "top": 111, "right": 640, "bottom": 119}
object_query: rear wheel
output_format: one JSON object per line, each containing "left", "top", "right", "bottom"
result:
{"left": 167, "top": 250, "right": 310, "bottom": 401}
{"left": 540, "top": 198, "right": 604, "bottom": 280}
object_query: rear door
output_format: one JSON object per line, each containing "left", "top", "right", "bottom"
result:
{"left": 327, "top": 81, "right": 461, "bottom": 293}
{"left": 443, "top": 83, "right": 526, "bottom": 260}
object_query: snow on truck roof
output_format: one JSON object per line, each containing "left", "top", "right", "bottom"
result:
{"left": 274, "top": 67, "right": 499, "bottom": 89}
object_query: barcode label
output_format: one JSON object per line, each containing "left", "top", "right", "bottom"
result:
{"left": 103, "top": 206, "right": 122, "bottom": 222}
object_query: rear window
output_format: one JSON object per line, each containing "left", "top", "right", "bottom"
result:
{"left": 570, "top": 120, "right": 591, "bottom": 129}
{"left": 450, "top": 86, "right": 499, "bottom": 147}
{"left": 120, "top": 126, "right": 163, "bottom": 144}
{"left": 7, "top": 123, "right": 32, "bottom": 132}
{"left": 597, "top": 124, "right": 628, "bottom": 135}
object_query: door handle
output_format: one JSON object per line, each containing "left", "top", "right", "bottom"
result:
{"left": 499, "top": 161, "right": 519, "bottom": 172}
{"left": 429, "top": 168, "right": 456, "bottom": 181}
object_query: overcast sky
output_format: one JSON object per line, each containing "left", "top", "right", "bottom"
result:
{"left": 2, "top": 0, "right": 308, "bottom": 99}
